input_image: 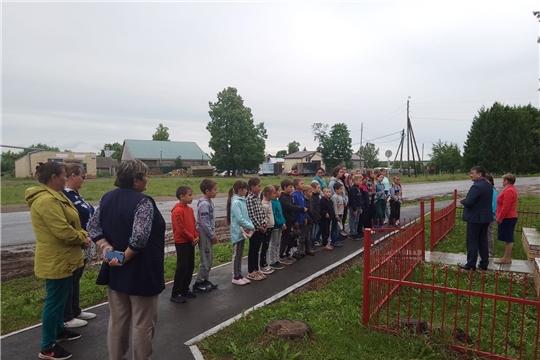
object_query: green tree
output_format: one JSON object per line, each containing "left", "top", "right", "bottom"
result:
{"left": 357, "top": 142, "right": 379, "bottom": 169}
{"left": 174, "top": 155, "right": 183, "bottom": 169}
{"left": 275, "top": 150, "right": 288, "bottom": 158}
{"left": 100, "top": 142, "right": 123, "bottom": 160}
{"left": 207, "top": 87, "right": 267, "bottom": 173}
{"left": 1, "top": 144, "right": 61, "bottom": 175}
{"left": 463, "top": 103, "right": 540, "bottom": 174}
{"left": 312, "top": 123, "right": 353, "bottom": 169}
{"left": 287, "top": 141, "right": 300, "bottom": 154}
{"left": 428, "top": 140, "right": 463, "bottom": 174}
{"left": 152, "top": 123, "right": 170, "bottom": 141}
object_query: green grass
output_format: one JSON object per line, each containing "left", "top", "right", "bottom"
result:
{"left": 5, "top": 174, "right": 536, "bottom": 206}
{"left": 428, "top": 195, "right": 540, "bottom": 260}
{"left": 199, "top": 262, "right": 474, "bottom": 360}
{"left": 0, "top": 242, "right": 245, "bottom": 335}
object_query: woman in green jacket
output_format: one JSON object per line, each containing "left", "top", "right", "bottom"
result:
{"left": 26, "top": 162, "right": 91, "bottom": 360}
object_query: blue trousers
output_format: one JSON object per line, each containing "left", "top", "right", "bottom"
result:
{"left": 43, "top": 276, "right": 73, "bottom": 349}
{"left": 465, "top": 222, "right": 490, "bottom": 269}
{"left": 348, "top": 208, "right": 360, "bottom": 236}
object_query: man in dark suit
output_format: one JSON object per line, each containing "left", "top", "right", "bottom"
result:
{"left": 459, "top": 166, "right": 493, "bottom": 271}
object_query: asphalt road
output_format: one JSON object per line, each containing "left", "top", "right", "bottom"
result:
{"left": 2, "top": 177, "right": 537, "bottom": 248}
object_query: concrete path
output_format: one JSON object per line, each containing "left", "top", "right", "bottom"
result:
{"left": 426, "top": 251, "right": 535, "bottom": 274}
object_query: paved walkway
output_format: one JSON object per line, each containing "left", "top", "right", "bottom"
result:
{"left": 5, "top": 200, "right": 519, "bottom": 360}
{"left": 426, "top": 251, "right": 535, "bottom": 274}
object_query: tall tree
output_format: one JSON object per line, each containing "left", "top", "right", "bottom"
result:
{"left": 152, "top": 123, "right": 170, "bottom": 141}
{"left": 207, "top": 87, "right": 267, "bottom": 172}
{"left": 287, "top": 141, "right": 300, "bottom": 154}
{"left": 100, "top": 142, "right": 123, "bottom": 160}
{"left": 428, "top": 140, "right": 462, "bottom": 174}
{"left": 357, "top": 142, "right": 379, "bottom": 169}
{"left": 312, "top": 123, "right": 353, "bottom": 169}
{"left": 275, "top": 150, "right": 288, "bottom": 158}
{"left": 463, "top": 103, "right": 540, "bottom": 174}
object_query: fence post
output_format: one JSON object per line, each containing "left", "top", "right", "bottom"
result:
{"left": 429, "top": 198, "right": 435, "bottom": 252}
{"left": 421, "top": 201, "right": 425, "bottom": 260}
{"left": 362, "top": 227, "right": 372, "bottom": 325}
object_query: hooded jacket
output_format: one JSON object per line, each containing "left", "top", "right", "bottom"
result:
{"left": 279, "top": 192, "right": 304, "bottom": 223}
{"left": 26, "top": 184, "right": 87, "bottom": 279}
{"left": 172, "top": 202, "right": 198, "bottom": 244}
{"left": 230, "top": 195, "right": 254, "bottom": 244}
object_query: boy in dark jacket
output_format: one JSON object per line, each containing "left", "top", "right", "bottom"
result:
{"left": 347, "top": 174, "right": 363, "bottom": 240}
{"left": 297, "top": 186, "right": 315, "bottom": 256}
{"left": 319, "top": 187, "right": 335, "bottom": 251}
{"left": 279, "top": 179, "right": 307, "bottom": 262}
{"left": 310, "top": 181, "right": 322, "bottom": 248}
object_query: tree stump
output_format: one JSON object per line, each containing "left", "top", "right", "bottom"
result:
{"left": 266, "top": 319, "right": 312, "bottom": 340}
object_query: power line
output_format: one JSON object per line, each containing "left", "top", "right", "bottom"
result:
{"left": 412, "top": 117, "right": 472, "bottom": 122}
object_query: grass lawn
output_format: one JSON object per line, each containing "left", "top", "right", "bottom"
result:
{"left": 0, "top": 242, "right": 246, "bottom": 335}
{"left": 0, "top": 173, "right": 506, "bottom": 206}
{"left": 198, "top": 260, "right": 477, "bottom": 360}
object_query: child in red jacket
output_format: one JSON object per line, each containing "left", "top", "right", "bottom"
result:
{"left": 170, "top": 186, "right": 199, "bottom": 303}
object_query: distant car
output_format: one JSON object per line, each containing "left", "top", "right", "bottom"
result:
{"left": 287, "top": 170, "right": 299, "bottom": 176}
{"left": 217, "top": 171, "right": 228, "bottom": 177}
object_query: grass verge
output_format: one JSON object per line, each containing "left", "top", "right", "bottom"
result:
{"left": 198, "top": 258, "right": 474, "bottom": 360}
{"left": 0, "top": 242, "right": 244, "bottom": 335}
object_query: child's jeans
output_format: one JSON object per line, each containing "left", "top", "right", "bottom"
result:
{"left": 330, "top": 217, "right": 341, "bottom": 245}
{"left": 310, "top": 223, "right": 320, "bottom": 246}
{"left": 259, "top": 229, "right": 272, "bottom": 268}
{"left": 268, "top": 229, "right": 281, "bottom": 265}
{"left": 297, "top": 223, "right": 312, "bottom": 254}
{"left": 348, "top": 208, "right": 360, "bottom": 236}
{"left": 232, "top": 240, "right": 245, "bottom": 278}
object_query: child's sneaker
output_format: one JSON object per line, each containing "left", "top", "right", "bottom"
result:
{"left": 270, "top": 262, "right": 285, "bottom": 270}
{"left": 193, "top": 281, "right": 212, "bottom": 293}
{"left": 203, "top": 280, "right": 218, "bottom": 290}
{"left": 231, "top": 277, "right": 246, "bottom": 286}
{"left": 181, "top": 291, "right": 197, "bottom": 298}
{"left": 170, "top": 295, "right": 187, "bottom": 303}
{"left": 240, "top": 276, "right": 251, "bottom": 284}
{"left": 247, "top": 271, "right": 265, "bottom": 281}
{"left": 256, "top": 270, "right": 267, "bottom": 279}
{"left": 39, "top": 344, "right": 72, "bottom": 360}
{"left": 314, "top": 241, "right": 323, "bottom": 247}
{"left": 279, "top": 258, "right": 293, "bottom": 265}
{"left": 287, "top": 256, "right": 297, "bottom": 262}
{"left": 323, "top": 245, "right": 333, "bottom": 251}
{"left": 260, "top": 266, "right": 274, "bottom": 275}
{"left": 56, "top": 329, "right": 81, "bottom": 342}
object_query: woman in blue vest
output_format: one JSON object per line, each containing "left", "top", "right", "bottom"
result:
{"left": 88, "top": 160, "right": 165, "bottom": 360}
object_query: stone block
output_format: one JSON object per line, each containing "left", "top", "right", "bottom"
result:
{"left": 266, "top": 319, "right": 313, "bottom": 340}
{"left": 534, "top": 259, "right": 540, "bottom": 298}
{"left": 522, "top": 228, "right": 540, "bottom": 261}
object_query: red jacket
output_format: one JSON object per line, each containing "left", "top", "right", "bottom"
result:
{"left": 171, "top": 203, "right": 197, "bottom": 244}
{"left": 495, "top": 185, "right": 518, "bottom": 222}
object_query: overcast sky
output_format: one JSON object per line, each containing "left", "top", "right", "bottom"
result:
{"left": 3, "top": 1, "right": 539, "bottom": 162}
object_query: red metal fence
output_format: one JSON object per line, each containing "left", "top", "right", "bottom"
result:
{"left": 363, "top": 197, "right": 540, "bottom": 360}
{"left": 430, "top": 189, "right": 458, "bottom": 252}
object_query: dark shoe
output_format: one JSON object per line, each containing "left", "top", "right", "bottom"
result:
{"left": 170, "top": 295, "right": 187, "bottom": 303}
{"left": 457, "top": 263, "right": 476, "bottom": 271}
{"left": 203, "top": 280, "right": 218, "bottom": 290}
{"left": 39, "top": 344, "right": 72, "bottom": 359}
{"left": 332, "top": 242, "right": 343, "bottom": 248}
{"left": 56, "top": 329, "right": 81, "bottom": 342}
{"left": 311, "top": 248, "right": 321, "bottom": 253}
{"left": 292, "top": 253, "right": 302, "bottom": 260}
{"left": 182, "top": 291, "right": 197, "bottom": 298}
{"left": 270, "top": 262, "right": 285, "bottom": 270}
{"left": 305, "top": 251, "right": 315, "bottom": 256}
{"left": 193, "top": 282, "right": 212, "bottom": 293}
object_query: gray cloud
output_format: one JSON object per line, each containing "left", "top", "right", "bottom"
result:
{"left": 3, "top": 1, "right": 538, "bottom": 159}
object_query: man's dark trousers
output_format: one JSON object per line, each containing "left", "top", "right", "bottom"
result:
{"left": 465, "top": 222, "right": 489, "bottom": 269}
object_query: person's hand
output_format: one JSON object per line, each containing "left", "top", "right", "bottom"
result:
{"left": 82, "top": 237, "right": 92, "bottom": 249}
{"left": 192, "top": 237, "right": 199, "bottom": 246}
{"left": 360, "top": 209, "right": 363, "bottom": 214}
{"left": 102, "top": 244, "right": 114, "bottom": 263}
{"left": 281, "top": 224, "right": 287, "bottom": 230}
{"left": 344, "top": 202, "right": 348, "bottom": 207}
{"left": 326, "top": 213, "right": 330, "bottom": 218}
{"left": 212, "top": 236, "right": 218, "bottom": 245}
{"left": 108, "top": 257, "right": 124, "bottom": 267}
{"left": 294, "top": 222, "right": 299, "bottom": 229}
{"left": 303, "top": 207, "right": 308, "bottom": 212}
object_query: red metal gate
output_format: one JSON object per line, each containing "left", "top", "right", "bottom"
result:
{"left": 430, "top": 189, "right": 457, "bottom": 251}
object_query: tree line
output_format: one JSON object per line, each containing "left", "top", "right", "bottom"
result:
{"left": 3, "top": 93, "right": 539, "bottom": 177}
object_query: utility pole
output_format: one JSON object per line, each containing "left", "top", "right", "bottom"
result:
{"left": 406, "top": 97, "right": 411, "bottom": 176}
{"left": 535, "top": 11, "right": 540, "bottom": 100}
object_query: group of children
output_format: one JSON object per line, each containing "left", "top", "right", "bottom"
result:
{"left": 168, "top": 167, "right": 404, "bottom": 299}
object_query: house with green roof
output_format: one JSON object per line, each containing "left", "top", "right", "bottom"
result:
{"left": 120, "top": 140, "right": 210, "bottom": 167}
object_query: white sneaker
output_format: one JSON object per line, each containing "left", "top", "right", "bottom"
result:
{"left": 231, "top": 278, "right": 246, "bottom": 286}
{"left": 260, "top": 266, "right": 274, "bottom": 275}
{"left": 64, "top": 318, "right": 87, "bottom": 328}
{"left": 240, "top": 276, "right": 251, "bottom": 284}
{"left": 77, "top": 312, "right": 96, "bottom": 320}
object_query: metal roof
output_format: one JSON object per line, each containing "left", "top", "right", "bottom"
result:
{"left": 123, "top": 140, "right": 210, "bottom": 160}
{"left": 284, "top": 151, "right": 319, "bottom": 159}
